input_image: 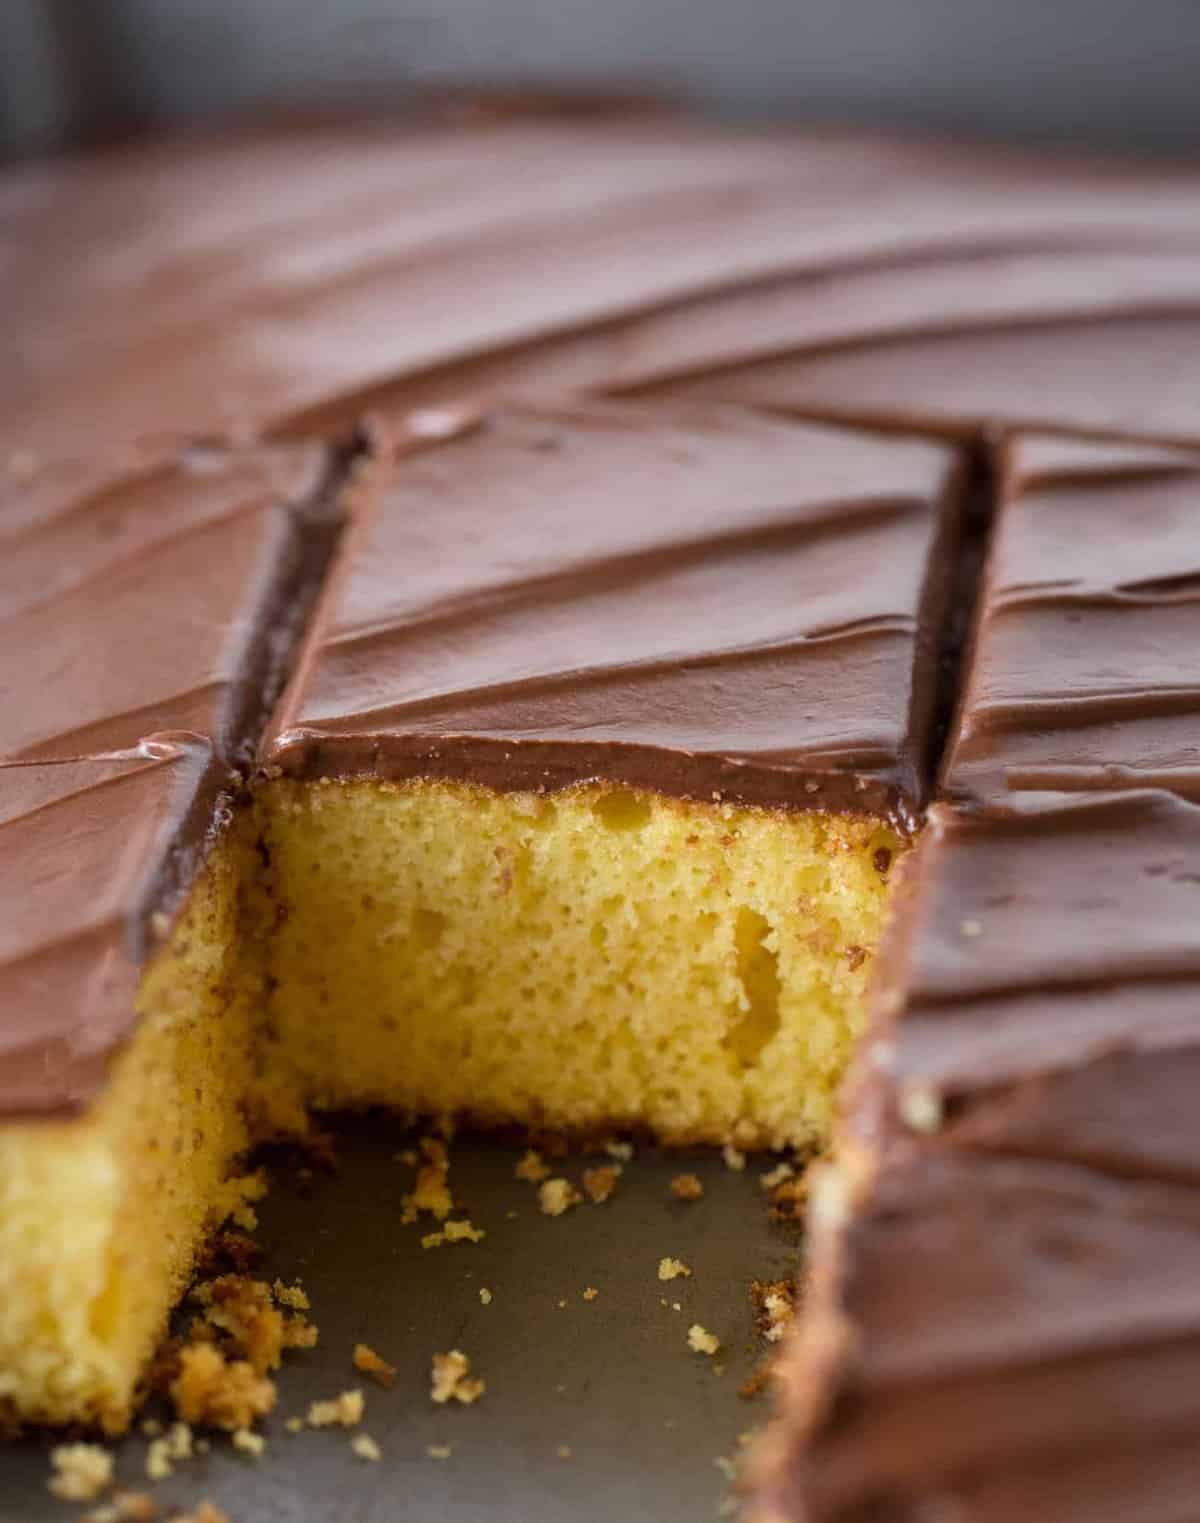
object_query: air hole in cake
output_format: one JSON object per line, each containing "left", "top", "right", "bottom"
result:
{"left": 412, "top": 906, "right": 447, "bottom": 948}
{"left": 726, "top": 908, "right": 782, "bottom": 1067}
{"left": 592, "top": 788, "right": 654, "bottom": 831}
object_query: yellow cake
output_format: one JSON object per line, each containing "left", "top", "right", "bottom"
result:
{"left": 0, "top": 399, "right": 963, "bottom": 1430}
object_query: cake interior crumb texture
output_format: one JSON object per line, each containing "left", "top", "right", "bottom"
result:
{"left": 0, "top": 826, "right": 261, "bottom": 1434}
{"left": 0, "top": 779, "right": 898, "bottom": 1431}
{"left": 257, "top": 778, "right": 899, "bottom": 1150}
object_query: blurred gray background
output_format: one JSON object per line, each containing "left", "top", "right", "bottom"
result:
{"left": 4, "top": 0, "right": 1200, "bottom": 158}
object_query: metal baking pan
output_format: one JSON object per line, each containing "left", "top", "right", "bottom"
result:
{"left": 7, "top": 1117, "right": 796, "bottom": 1522}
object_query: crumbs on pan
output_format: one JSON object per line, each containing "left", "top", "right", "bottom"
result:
{"left": 687, "top": 1325, "right": 721, "bottom": 1356}
{"left": 538, "top": 1178, "right": 582, "bottom": 1216}
{"left": 401, "top": 1137, "right": 454, "bottom": 1223}
{"left": 658, "top": 1257, "right": 691, "bottom": 1282}
{"left": 581, "top": 1165, "right": 621, "bottom": 1203}
{"left": 231, "top": 1427, "right": 265, "bottom": 1458}
{"left": 47, "top": 1443, "right": 113, "bottom": 1502}
{"left": 307, "top": 1390, "right": 365, "bottom": 1428}
{"left": 353, "top": 1343, "right": 398, "bottom": 1389}
{"left": 751, "top": 1279, "right": 797, "bottom": 1345}
{"left": 515, "top": 1149, "right": 551, "bottom": 1183}
{"left": 430, "top": 1350, "right": 485, "bottom": 1406}
{"left": 422, "top": 1217, "right": 486, "bottom": 1249}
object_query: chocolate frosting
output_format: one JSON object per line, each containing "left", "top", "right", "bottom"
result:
{"left": 762, "top": 1150, "right": 1200, "bottom": 1523}
{"left": 0, "top": 443, "right": 329, "bottom": 765}
{"left": 4, "top": 111, "right": 1200, "bottom": 1520}
{"left": 0, "top": 441, "right": 341, "bottom": 1111}
{"left": 264, "top": 401, "right": 966, "bottom": 825}
{"left": 761, "top": 619, "right": 1200, "bottom": 1510}
{"left": 7, "top": 114, "right": 1200, "bottom": 539}
{"left": 944, "top": 433, "right": 1200, "bottom": 804}
{"left": 0, "top": 748, "right": 217, "bottom": 1113}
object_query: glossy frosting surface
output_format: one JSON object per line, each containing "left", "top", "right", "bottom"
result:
{"left": 0, "top": 749, "right": 213, "bottom": 1112}
{"left": 266, "top": 401, "right": 965, "bottom": 821}
{"left": 6, "top": 112, "right": 1200, "bottom": 537}
{"left": 944, "top": 433, "right": 1200, "bottom": 803}
{"left": 0, "top": 441, "right": 332, "bottom": 1110}
{"left": 0, "top": 443, "right": 327, "bottom": 763}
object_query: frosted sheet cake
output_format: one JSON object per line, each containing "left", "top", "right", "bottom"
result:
{"left": 3, "top": 107, "right": 1200, "bottom": 1520}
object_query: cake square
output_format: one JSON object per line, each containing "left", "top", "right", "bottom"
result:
{"left": 257, "top": 400, "right": 968, "bottom": 1149}
{"left": 943, "top": 432, "right": 1200, "bottom": 803}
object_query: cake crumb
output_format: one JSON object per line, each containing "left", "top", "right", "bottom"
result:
{"left": 350, "top": 1434, "right": 382, "bottom": 1462}
{"left": 767, "top": 1171, "right": 810, "bottom": 1224}
{"left": 48, "top": 1443, "right": 113, "bottom": 1502}
{"left": 581, "top": 1165, "right": 620, "bottom": 1204}
{"left": 354, "top": 1343, "right": 398, "bottom": 1389}
{"left": 538, "top": 1178, "right": 582, "bottom": 1217}
{"left": 582, "top": 1286, "right": 599, "bottom": 1301}
{"left": 427, "top": 1444, "right": 453, "bottom": 1460}
{"left": 479, "top": 1287, "right": 493, "bottom": 1305}
{"left": 557, "top": 1445, "right": 573, "bottom": 1459}
{"left": 688, "top": 1324, "right": 721, "bottom": 1356}
{"left": 557, "top": 1298, "right": 568, "bottom": 1309}
{"left": 721, "top": 1144, "right": 746, "bottom": 1172}
{"left": 145, "top": 1421, "right": 196, "bottom": 1481}
{"left": 658, "top": 1257, "right": 692, "bottom": 1281}
{"left": 170, "top": 1344, "right": 275, "bottom": 1431}
{"left": 431, "top": 1350, "right": 485, "bottom": 1405}
{"left": 174, "top": 1506, "right": 229, "bottom": 1523}
{"left": 670, "top": 1173, "right": 704, "bottom": 1201}
{"left": 145, "top": 1444, "right": 170, "bottom": 1482}
{"left": 401, "top": 1137, "right": 454, "bottom": 1221}
{"left": 232, "top": 1427, "right": 266, "bottom": 1458}
{"left": 285, "top": 1416, "right": 304, "bottom": 1433}
{"left": 140, "top": 1419, "right": 162, "bottom": 1439}
{"left": 752, "top": 1279, "right": 797, "bottom": 1344}
{"left": 188, "top": 1274, "right": 318, "bottom": 1373}
{"left": 272, "top": 1279, "right": 309, "bottom": 1311}
{"left": 307, "top": 1389, "right": 365, "bottom": 1428}
{"left": 423, "top": 1217, "right": 486, "bottom": 1249}
{"left": 515, "top": 1149, "right": 551, "bottom": 1183}
{"left": 760, "top": 1161, "right": 795, "bottom": 1191}
{"left": 960, "top": 917, "right": 983, "bottom": 938}
{"left": 900, "top": 1082, "right": 944, "bottom": 1134}
{"left": 603, "top": 1139, "right": 635, "bottom": 1162}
